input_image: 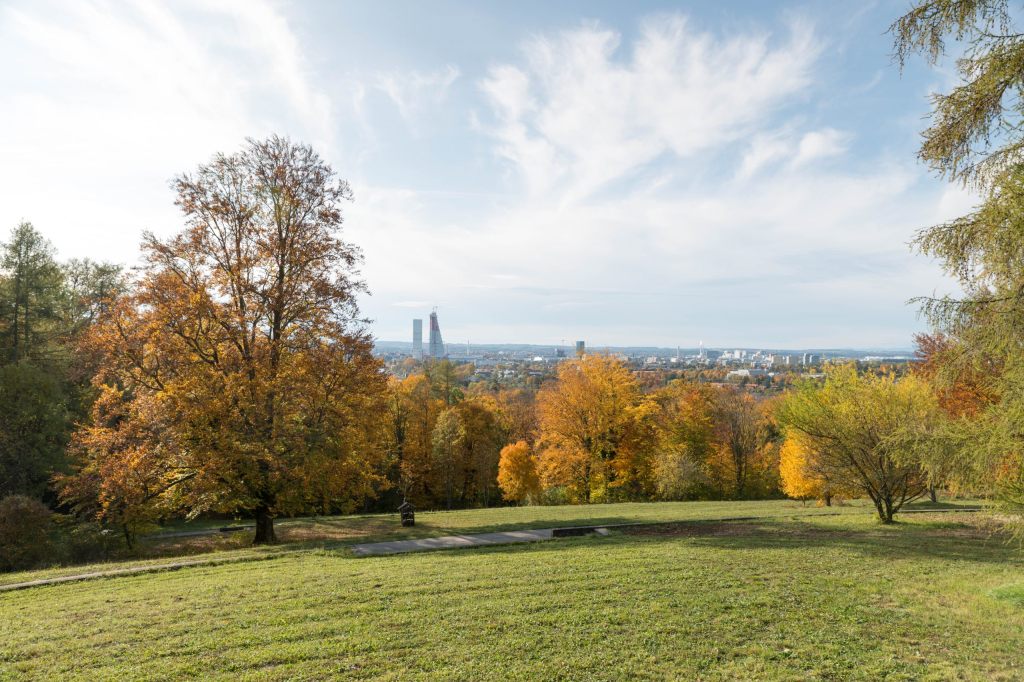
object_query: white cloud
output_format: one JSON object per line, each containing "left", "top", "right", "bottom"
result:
{"left": 374, "top": 65, "right": 460, "bottom": 125}
{"left": 792, "top": 128, "right": 850, "bottom": 167}
{"left": 737, "top": 132, "right": 792, "bottom": 180}
{"left": 478, "top": 16, "right": 820, "bottom": 202}
{"left": 0, "top": 0, "right": 331, "bottom": 264}
{"left": 0, "top": 4, "right": 959, "bottom": 347}
{"left": 354, "top": 16, "right": 954, "bottom": 346}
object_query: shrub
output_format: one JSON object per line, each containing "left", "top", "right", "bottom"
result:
{"left": 54, "top": 517, "right": 121, "bottom": 565}
{"left": 0, "top": 494, "right": 54, "bottom": 571}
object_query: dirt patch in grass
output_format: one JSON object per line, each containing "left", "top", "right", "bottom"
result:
{"left": 623, "top": 521, "right": 770, "bottom": 538}
{"left": 623, "top": 514, "right": 1010, "bottom": 544}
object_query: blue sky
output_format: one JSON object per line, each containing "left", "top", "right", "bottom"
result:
{"left": 0, "top": 0, "right": 971, "bottom": 348}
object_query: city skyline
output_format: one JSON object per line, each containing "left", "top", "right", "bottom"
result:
{"left": 0, "top": 1, "right": 969, "bottom": 348}
{"left": 394, "top": 310, "right": 915, "bottom": 353}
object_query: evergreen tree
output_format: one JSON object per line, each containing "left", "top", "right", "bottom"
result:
{"left": 894, "top": 1, "right": 1024, "bottom": 510}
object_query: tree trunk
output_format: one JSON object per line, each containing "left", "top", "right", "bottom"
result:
{"left": 881, "top": 497, "right": 895, "bottom": 523}
{"left": 254, "top": 505, "right": 277, "bottom": 544}
{"left": 929, "top": 484, "right": 938, "bottom": 504}
{"left": 823, "top": 492, "right": 832, "bottom": 507}
{"left": 872, "top": 496, "right": 887, "bottom": 524}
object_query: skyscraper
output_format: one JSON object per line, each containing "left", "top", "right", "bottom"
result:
{"left": 575, "top": 340, "right": 585, "bottom": 358}
{"left": 412, "top": 319, "right": 423, "bottom": 359}
{"left": 428, "top": 310, "right": 445, "bottom": 359}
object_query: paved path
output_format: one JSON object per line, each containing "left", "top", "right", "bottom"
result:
{"left": 350, "top": 529, "right": 560, "bottom": 556}
{"left": 0, "top": 554, "right": 280, "bottom": 593}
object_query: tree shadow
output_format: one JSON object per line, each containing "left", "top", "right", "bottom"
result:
{"left": 325, "top": 515, "right": 1023, "bottom": 567}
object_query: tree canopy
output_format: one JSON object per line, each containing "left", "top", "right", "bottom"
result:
{"left": 64, "top": 136, "right": 387, "bottom": 543}
{"left": 894, "top": 0, "right": 1024, "bottom": 513}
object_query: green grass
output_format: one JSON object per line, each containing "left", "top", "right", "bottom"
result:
{"left": 2, "top": 506, "right": 1021, "bottom": 680}
{"left": 0, "top": 498, "right": 975, "bottom": 588}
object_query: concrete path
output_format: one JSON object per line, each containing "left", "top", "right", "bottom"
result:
{"left": 350, "top": 529, "right": 565, "bottom": 556}
{"left": 0, "top": 554, "right": 279, "bottom": 593}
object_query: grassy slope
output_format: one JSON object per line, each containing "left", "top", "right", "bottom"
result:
{"left": 1, "top": 499, "right": 897, "bottom": 587}
{"left": 2, "top": 510, "right": 1022, "bottom": 680}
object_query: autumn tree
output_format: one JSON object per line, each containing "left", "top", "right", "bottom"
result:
{"left": 58, "top": 387, "right": 170, "bottom": 546}
{"left": 66, "top": 136, "right": 386, "bottom": 544}
{"left": 536, "top": 355, "right": 653, "bottom": 503}
{"left": 707, "top": 388, "right": 778, "bottom": 499}
{"left": 492, "top": 388, "right": 539, "bottom": 445}
{"left": 497, "top": 440, "right": 541, "bottom": 504}
{"left": 778, "top": 434, "right": 839, "bottom": 506}
{"left": 779, "top": 365, "right": 939, "bottom": 523}
{"left": 912, "top": 332, "right": 996, "bottom": 499}
{"left": 384, "top": 375, "right": 433, "bottom": 505}
{"left": 431, "top": 407, "right": 465, "bottom": 510}
{"left": 650, "top": 381, "right": 715, "bottom": 500}
{"left": 893, "top": 1, "right": 1024, "bottom": 513}
{"left": 454, "top": 397, "right": 505, "bottom": 506}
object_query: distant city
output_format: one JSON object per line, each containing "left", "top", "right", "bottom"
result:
{"left": 377, "top": 309, "right": 915, "bottom": 379}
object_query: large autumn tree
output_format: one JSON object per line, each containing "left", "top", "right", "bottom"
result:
{"left": 536, "top": 354, "right": 653, "bottom": 502}
{"left": 66, "top": 136, "right": 386, "bottom": 543}
{"left": 893, "top": 1, "right": 1024, "bottom": 513}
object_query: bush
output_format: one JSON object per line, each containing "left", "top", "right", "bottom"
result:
{"left": 54, "top": 518, "right": 122, "bottom": 565}
{"left": 0, "top": 495, "right": 55, "bottom": 571}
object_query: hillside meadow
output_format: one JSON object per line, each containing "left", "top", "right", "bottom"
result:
{"left": 0, "top": 498, "right": 954, "bottom": 587}
{"left": 2, "top": 502, "right": 1022, "bottom": 680}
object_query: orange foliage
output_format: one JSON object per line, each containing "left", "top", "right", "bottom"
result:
{"left": 536, "top": 355, "right": 654, "bottom": 502}
{"left": 497, "top": 441, "right": 541, "bottom": 503}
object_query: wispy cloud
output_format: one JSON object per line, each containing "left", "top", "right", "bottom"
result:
{"left": 375, "top": 65, "right": 460, "bottom": 126}
{"left": 0, "top": 0, "right": 332, "bottom": 262}
{"left": 478, "top": 16, "right": 820, "bottom": 202}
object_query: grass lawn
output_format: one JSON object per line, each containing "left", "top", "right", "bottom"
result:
{"left": 2, "top": 506, "right": 1021, "bottom": 680}
{"left": 0, "top": 498, "right": 977, "bottom": 588}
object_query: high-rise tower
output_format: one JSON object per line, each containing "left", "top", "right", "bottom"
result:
{"left": 412, "top": 319, "right": 423, "bottom": 359}
{"left": 428, "top": 310, "right": 445, "bottom": 359}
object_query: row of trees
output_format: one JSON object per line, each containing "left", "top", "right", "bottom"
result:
{"left": 390, "top": 355, "right": 786, "bottom": 511}
{"left": 0, "top": 221, "right": 121, "bottom": 502}
{"left": 0, "top": 197, "right": 979, "bottom": 542}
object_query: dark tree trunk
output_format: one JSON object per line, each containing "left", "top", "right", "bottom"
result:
{"left": 873, "top": 495, "right": 896, "bottom": 524}
{"left": 823, "top": 492, "right": 832, "bottom": 507}
{"left": 871, "top": 496, "right": 894, "bottom": 524}
{"left": 254, "top": 505, "right": 277, "bottom": 544}
{"left": 929, "top": 484, "right": 938, "bottom": 503}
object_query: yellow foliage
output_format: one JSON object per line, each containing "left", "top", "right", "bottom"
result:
{"left": 497, "top": 441, "right": 541, "bottom": 503}
{"left": 779, "top": 435, "right": 824, "bottom": 502}
{"left": 535, "top": 354, "right": 653, "bottom": 502}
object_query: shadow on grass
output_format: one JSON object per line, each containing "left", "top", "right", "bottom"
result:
{"left": 121, "top": 502, "right": 992, "bottom": 574}
{"left": 329, "top": 515, "right": 1022, "bottom": 568}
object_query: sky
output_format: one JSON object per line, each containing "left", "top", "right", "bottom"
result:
{"left": 0, "top": 0, "right": 974, "bottom": 349}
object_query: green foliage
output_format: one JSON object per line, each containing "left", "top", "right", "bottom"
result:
{"left": 894, "top": 0, "right": 1024, "bottom": 517}
{"left": 0, "top": 224, "right": 123, "bottom": 505}
{"left": 0, "top": 363, "right": 69, "bottom": 499}
{"left": 431, "top": 407, "right": 465, "bottom": 509}
{"left": 0, "top": 223, "right": 64, "bottom": 364}
{"left": 0, "top": 494, "right": 54, "bottom": 571}
{"left": 779, "top": 365, "right": 939, "bottom": 522}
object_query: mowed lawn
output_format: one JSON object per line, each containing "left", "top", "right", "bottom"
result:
{"left": 0, "top": 498, "right": 913, "bottom": 587}
{"left": 2, "top": 509, "right": 1023, "bottom": 680}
